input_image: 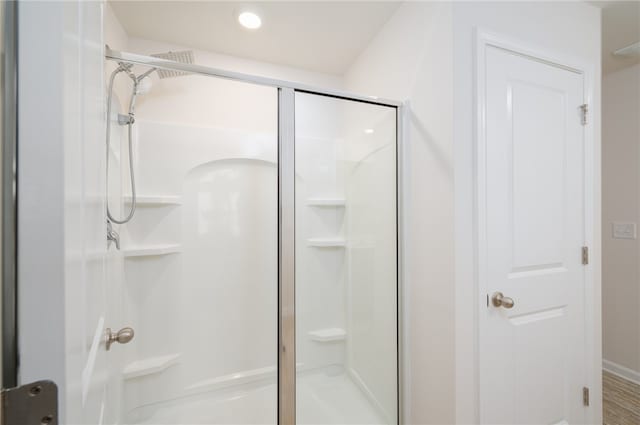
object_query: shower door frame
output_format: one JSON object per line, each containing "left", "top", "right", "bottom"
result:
{"left": 105, "top": 48, "right": 406, "bottom": 425}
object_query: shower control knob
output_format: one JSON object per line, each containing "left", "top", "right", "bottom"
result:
{"left": 105, "top": 327, "right": 135, "bottom": 351}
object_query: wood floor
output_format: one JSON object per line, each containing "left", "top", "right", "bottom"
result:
{"left": 603, "top": 371, "right": 640, "bottom": 425}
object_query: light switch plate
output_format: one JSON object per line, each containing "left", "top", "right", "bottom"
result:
{"left": 612, "top": 222, "right": 637, "bottom": 240}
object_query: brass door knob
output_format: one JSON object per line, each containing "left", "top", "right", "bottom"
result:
{"left": 491, "top": 292, "right": 515, "bottom": 309}
{"left": 106, "top": 327, "right": 135, "bottom": 350}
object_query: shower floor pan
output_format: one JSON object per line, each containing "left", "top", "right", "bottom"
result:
{"left": 127, "top": 367, "right": 387, "bottom": 425}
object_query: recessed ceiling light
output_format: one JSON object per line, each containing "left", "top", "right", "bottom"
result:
{"left": 364, "top": 129, "right": 375, "bottom": 134}
{"left": 238, "top": 12, "right": 262, "bottom": 30}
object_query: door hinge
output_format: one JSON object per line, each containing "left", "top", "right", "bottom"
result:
{"left": 583, "top": 386, "right": 590, "bottom": 406}
{"left": 580, "top": 104, "right": 588, "bottom": 126}
{"left": 582, "top": 246, "right": 589, "bottom": 265}
{"left": 0, "top": 380, "right": 58, "bottom": 425}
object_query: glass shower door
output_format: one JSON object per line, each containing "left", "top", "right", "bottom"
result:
{"left": 294, "top": 92, "right": 398, "bottom": 424}
{"left": 107, "top": 55, "right": 398, "bottom": 424}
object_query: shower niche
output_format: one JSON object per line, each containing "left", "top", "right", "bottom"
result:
{"left": 109, "top": 62, "right": 397, "bottom": 425}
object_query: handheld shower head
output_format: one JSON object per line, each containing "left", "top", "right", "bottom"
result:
{"left": 136, "top": 76, "right": 153, "bottom": 95}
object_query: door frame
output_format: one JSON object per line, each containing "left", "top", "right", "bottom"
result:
{"left": 107, "top": 47, "right": 407, "bottom": 424}
{"left": 1, "top": 0, "right": 18, "bottom": 390}
{"left": 278, "top": 88, "right": 406, "bottom": 424}
{"left": 474, "top": 29, "right": 600, "bottom": 424}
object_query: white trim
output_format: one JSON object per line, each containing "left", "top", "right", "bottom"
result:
{"left": 398, "top": 102, "right": 411, "bottom": 425}
{"left": 474, "top": 28, "right": 600, "bottom": 424}
{"left": 603, "top": 359, "right": 640, "bottom": 386}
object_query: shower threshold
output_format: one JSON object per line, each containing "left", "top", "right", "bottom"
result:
{"left": 127, "top": 366, "right": 387, "bottom": 425}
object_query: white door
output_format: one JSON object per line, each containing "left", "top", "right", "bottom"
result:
{"left": 17, "top": 1, "right": 124, "bottom": 424}
{"left": 479, "top": 45, "right": 587, "bottom": 424}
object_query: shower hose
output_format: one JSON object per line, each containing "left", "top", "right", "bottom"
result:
{"left": 106, "top": 63, "right": 138, "bottom": 224}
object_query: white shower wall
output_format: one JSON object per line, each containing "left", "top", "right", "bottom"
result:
{"left": 345, "top": 117, "right": 397, "bottom": 422}
{"left": 118, "top": 77, "right": 279, "bottom": 417}
{"left": 295, "top": 93, "right": 398, "bottom": 422}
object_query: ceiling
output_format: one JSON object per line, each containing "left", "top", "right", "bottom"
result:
{"left": 111, "top": 1, "right": 639, "bottom": 76}
{"left": 109, "top": 1, "right": 402, "bottom": 75}
{"left": 593, "top": 1, "right": 640, "bottom": 74}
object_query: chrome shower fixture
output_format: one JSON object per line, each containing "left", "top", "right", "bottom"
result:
{"left": 150, "top": 50, "right": 195, "bottom": 79}
{"left": 105, "top": 61, "right": 145, "bottom": 226}
{"left": 105, "top": 50, "right": 195, "bottom": 234}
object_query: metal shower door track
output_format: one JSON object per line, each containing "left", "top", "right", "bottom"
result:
{"left": 105, "top": 47, "right": 402, "bottom": 108}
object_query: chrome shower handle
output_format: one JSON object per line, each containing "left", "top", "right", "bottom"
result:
{"left": 105, "top": 327, "right": 134, "bottom": 351}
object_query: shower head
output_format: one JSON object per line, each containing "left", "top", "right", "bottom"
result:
{"left": 150, "top": 50, "right": 195, "bottom": 79}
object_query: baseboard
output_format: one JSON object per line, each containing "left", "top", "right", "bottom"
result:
{"left": 603, "top": 359, "right": 640, "bottom": 386}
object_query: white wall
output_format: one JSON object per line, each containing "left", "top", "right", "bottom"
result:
{"left": 105, "top": 2, "right": 129, "bottom": 106}
{"left": 344, "top": 109, "right": 398, "bottom": 421}
{"left": 346, "top": 2, "right": 602, "bottom": 424}
{"left": 127, "top": 37, "right": 343, "bottom": 92}
{"left": 452, "top": 2, "right": 601, "bottom": 423}
{"left": 345, "top": 3, "right": 455, "bottom": 423}
{"left": 602, "top": 63, "right": 640, "bottom": 382}
{"left": 18, "top": 0, "right": 67, "bottom": 400}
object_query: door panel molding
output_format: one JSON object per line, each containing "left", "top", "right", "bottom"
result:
{"left": 474, "top": 29, "right": 599, "bottom": 424}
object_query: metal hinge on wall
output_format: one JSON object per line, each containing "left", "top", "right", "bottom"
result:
{"left": 0, "top": 380, "right": 58, "bottom": 425}
{"left": 582, "top": 246, "right": 589, "bottom": 265}
{"left": 583, "top": 386, "right": 590, "bottom": 406}
{"left": 580, "top": 104, "right": 588, "bottom": 125}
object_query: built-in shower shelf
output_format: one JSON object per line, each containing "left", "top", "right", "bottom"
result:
{"left": 123, "top": 244, "right": 181, "bottom": 258}
{"left": 307, "top": 198, "right": 346, "bottom": 207}
{"left": 307, "top": 238, "right": 346, "bottom": 248}
{"left": 124, "top": 195, "right": 182, "bottom": 206}
{"left": 123, "top": 353, "right": 181, "bottom": 380}
{"left": 309, "top": 328, "right": 346, "bottom": 342}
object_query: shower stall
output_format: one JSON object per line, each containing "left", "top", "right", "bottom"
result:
{"left": 105, "top": 48, "right": 401, "bottom": 425}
